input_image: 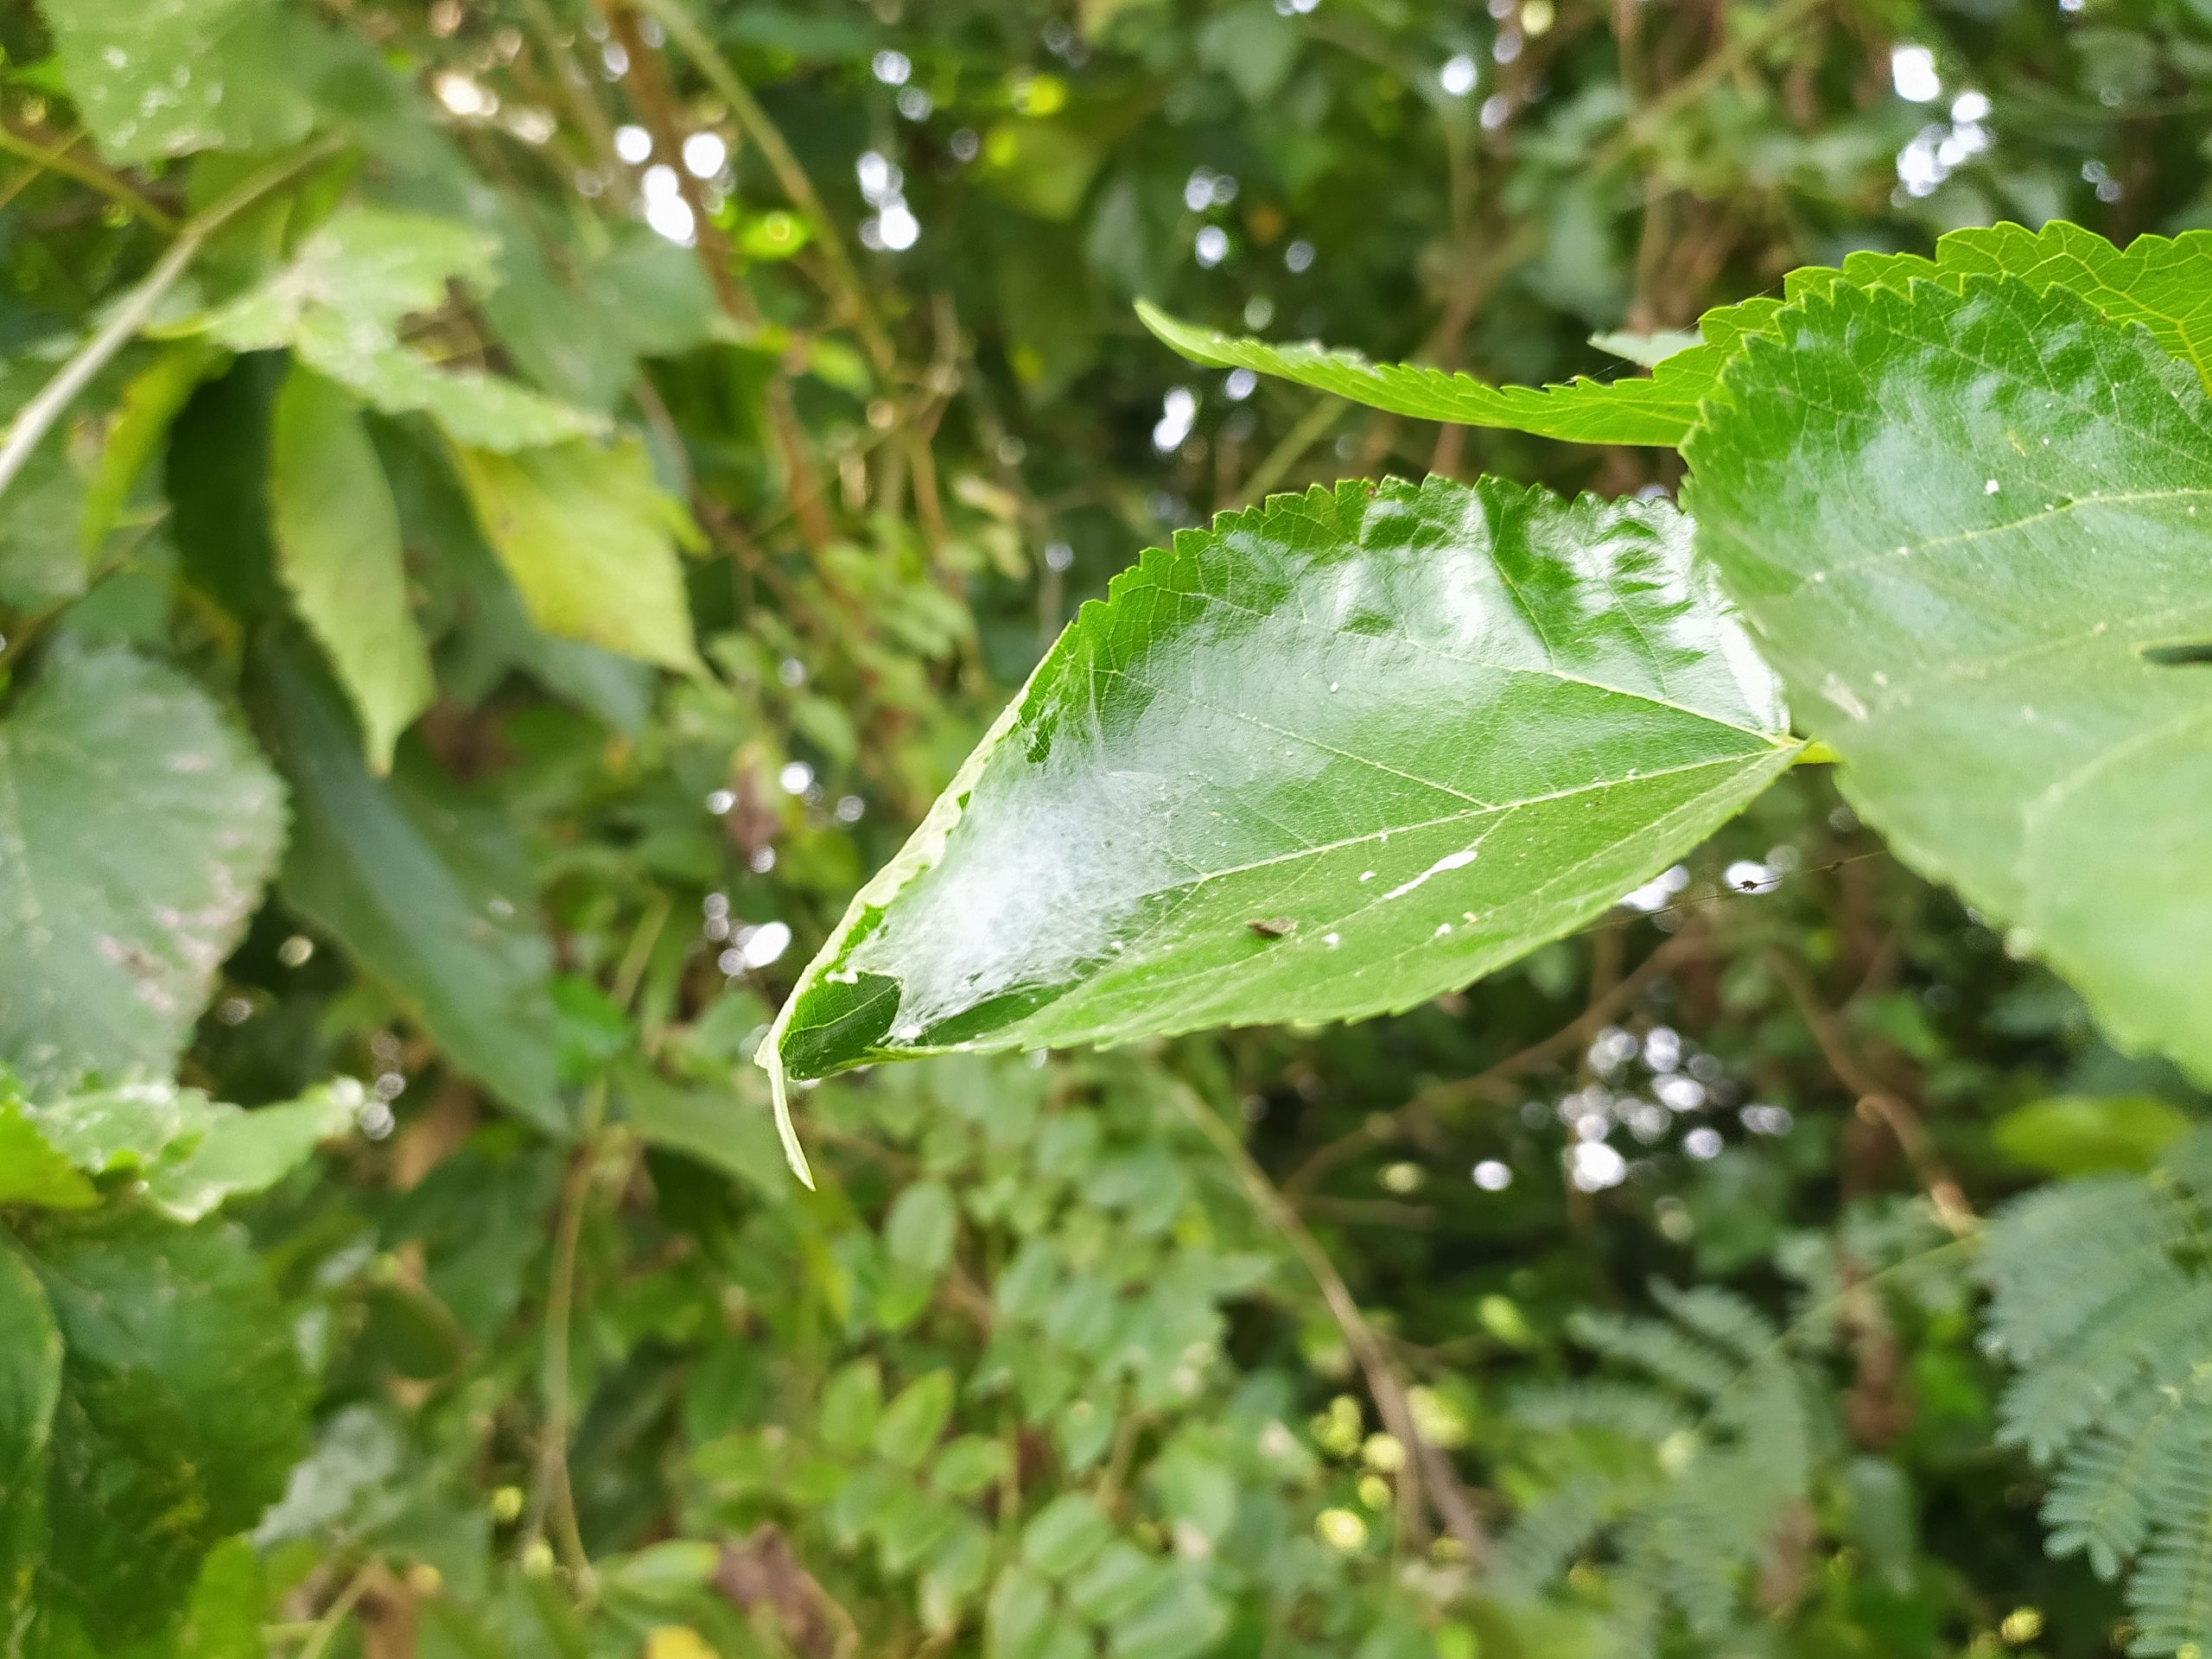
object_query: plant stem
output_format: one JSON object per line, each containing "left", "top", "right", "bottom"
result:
{"left": 530, "top": 1083, "right": 607, "bottom": 1585}
{"left": 1769, "top": 950, "right": 1978, "bottom": 1236}
{"left": 1173, "top": 1082, "right": 1493, "bottom": 1567}
{"left": 0, "top": 120, "right": 177, "bottom": 231}
{"left": 0, "top": 137, "right": 339, "bottom": 503}
{"left": 292, "top": 1563, "right": 375, "bottom": 1659}
{"left": 632, "top": 0, "right": 950, "bottom": 560}
{"left": 1236, "top": 396, "right": 1348, "bottom": 508}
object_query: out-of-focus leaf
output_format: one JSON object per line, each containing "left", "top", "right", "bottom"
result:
{"left": 196, "top": 207, "right": 602, "bottom": 452}
{"left": 3, "top": 1073, "right": 351, "bottom": 1234}
{"left": 0, "top": 360, "right": 92, "bottom": 611}
{"left": 167, "top": 353, "right": 283, "bottom": 616}
{"left": 1021, "top": 1492, "right": 1114, "bottom": 1577}
{"left": 603, "top": 1540, "right": 720, "bottom": 1603}
{"left": 0, "top": 1241, "right": 60, "bottom": 1622}
{"left": 0, "top": 650, "right": 286, "bottom": 1090}
{"left": 175, "top": 1535, "right": 271, "bottom": 1659}
{"left": 588, "top": 226, "right": 723, "bottom": 359}
{"left": 0, "top": 1103, "right": 96, "bottom": 1210}
{"left": 29, "top": 1212, "right": 311, "bottom": 1644}
{"left": 137, "top": 1087, "right": 353, "bottom": 1221}
{"left": 1992, "top": 1095, "right": 2193, "bottom": 1176}
{"left": 269, "top": 365, "right": 434, "bottom": 773}
{"left": 621, "top": 1070, "right": 788, "bottom": 1201}
{"left": 875, "top": 1370, "right": 957, "bottom": 1467}
{"left": 1688, "top": 275, "right": 2212, "bottom": 1083}
{"left": 767, "top": 478, "right": 1796, "bottom": 1088}
{"left": 884, "top": 1179, "right": 957, "bottom": 1274}
{"left": 372, "top": 419, "right": 655, "bottom": 732}
{"left": 979, "top": 119, "right": 1103, "bottom": 221}
{"left": 1108, "top": 1575, "right": 1230, "bottom": 1659}
{"left": 79, "top": 342, "right": 222, "bottom": 556}
{"left": 37, "top": 0, "right": 315, "bottom": 162}
{"left": 449, "top": 437, "right": 702, "bottom": 673}
{"left": 1195, "top": 2, "right": 1300, "bottom": 103}
{"left": 820, "top": 1359, "right": 883, "bottom": 1452}
{"left": 256, "top": 638, "right": 567, "bottom": 1133}
{"left": 19, "top": 1078, "right": 212, "bottom": 1175}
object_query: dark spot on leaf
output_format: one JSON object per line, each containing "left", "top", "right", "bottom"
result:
{"left": 2139, "top": 639, "right": 2212, "bottom": 667}
{"left": 1247, "top": 917, "right": 1298, "bottom": 938}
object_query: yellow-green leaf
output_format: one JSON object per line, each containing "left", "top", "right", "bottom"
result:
{"left": 269, "top": 365, "right": 433, "bottom": 772}
{"left": 450, "top": 438, "right": 702, "bottom": 674}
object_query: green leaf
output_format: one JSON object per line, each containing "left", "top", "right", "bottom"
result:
{"left": 620, "top": 1071, "right": 789, "bottom": 1201}
{"left": 0, "top": 1103, "right": 96, "bottom": 1211}
{"left": 819, "top": 1359, "right": 884, "bottom": 1453}
{"left": 37, "top": 0, "right": 315, "bottom": 163}
{"left": 874, "top": 1370, "right": 957, "bottom": 1467}
{"left": 268, "top": 365, "right": 435, "bottom": 773}
{"left": 1791, "top": 223, "right": 2212, "bottom": 391}
{"left": 19, "top": 1078, "right": 214, "bottom": 1176}
{"left": 1021, "top": 1492, "right": 1114, "bottom": 1578}
{"left": 253, "top": 637, "right": 567, "bottom": 1133}
{"left": 884, "top": 1179, "right": 957, "bottom": 1275}
{"left": 765, "top": 477, "right": 1796, "bottom": 1092}
{"left": 1993, "top": 1096, "right": 2194, "bottom": 1178}
{"left": 1141, "top": 226, "right": 2212, "bottom": 450}
{"left": 175, "top": 1536, "right": 271, "bottom": 1659}
{"left": 29, "top": 1211, "right": 312, "bottom": 1644}
{"left": 1136, "top": 296, "right": 1782, "bottom": 448}
{"left": 137, "top": 1086, "right": 353, "bottom": 1221}
{"left": 79, "top": 342, "right": 224, "bottom": 557}
{"left": 197, "top": 207, "right": 602, "bottom": 453}
{"left": 932, "top": 1433, "right": 1011, "bottom": 1497}
{"left": 0, "top": 1241, "right": 60, "bottom": 1622}
{"left": 0, "top": 650, "right": 287, "bottom": 1090}
{"left": 1686, "top": 273, "right": 2212, "bottom": 1084}
{"left": 1108, "top": 1576, "right": 1230, "bottom": 1659}
{"left": 601, "top": 1540, "right": 719, "bottom": 1603}
{"left": 449, "top": 438, "right": 703, "bottom": 674}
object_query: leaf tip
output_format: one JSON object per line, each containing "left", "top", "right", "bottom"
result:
{"left": 758, "top": 1038, "right": 816, "bottom": 1190}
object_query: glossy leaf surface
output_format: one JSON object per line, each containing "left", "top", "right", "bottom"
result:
{"left": 0, "top": 651, "right": 285, "bottom": 1090}
{"left": 269, "top": 365, "right": 434, "bottom": 772}
{"left": 1687, "top": 275, "right": 2212, "bottom": 1080}
{"left": 1145, "top": 224, "right": 2212, "bottom": 449}
{"left": 1789, "top": 223, "right": 2212, "bottom": 388}
{"left": 766, "top": 477, "right": 1797, "bottom": 1102}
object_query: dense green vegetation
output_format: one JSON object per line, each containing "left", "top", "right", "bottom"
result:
{"left": 5, "top": 2, "right": 2212, "bottom": 1656}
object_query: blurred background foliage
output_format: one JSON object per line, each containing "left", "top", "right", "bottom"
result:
{"left": 3, "top": 0, "right": 2212, "bottom": 1655}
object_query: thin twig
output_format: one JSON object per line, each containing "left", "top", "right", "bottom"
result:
{"left": 0, "top": 137, "right": 340, "bottom": 502}
{"left": 1172, "top": 1082, "right": 1492, "bottom": 1567}
{"left": 636, "top": 0, "right": 948, "bottom": 561}
{"left": 1235, "top": 396, "right": 1348, "bottom": 508}
{"left": 529, "top": 1084, "right": 607, "bottom": 1585}
{"left": 292, "top": 1564, "right": 376, "bottom": 1659}
{"left": 1603, "top": 0, "right": 1830, "bottom": 162}
{"left": 0, "top": 119, "right": 177, "bottom": 231}
{"left": 1768, "top": 951, "right": 1976, "bottom": 1236}
{"left": 1283, "top": 920, "right": 1709, "bottom": 1196}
